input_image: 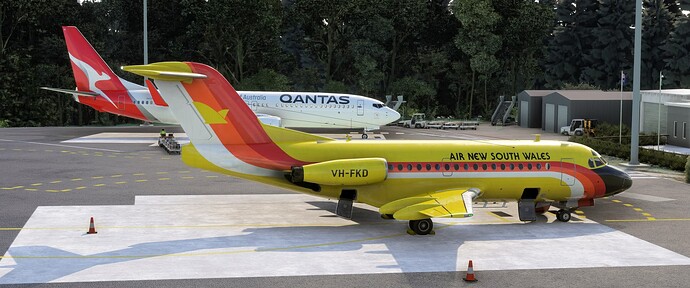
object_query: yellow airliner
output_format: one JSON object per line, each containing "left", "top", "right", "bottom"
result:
{"left": 122, "top": 62, "right": 632, "bottom": 235}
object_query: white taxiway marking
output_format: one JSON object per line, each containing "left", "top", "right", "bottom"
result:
{"left": 0, "top": 194, "right": 688, "bottom": 284}
{"left": 0, "top": 139, "right": 122, "bottom": 153}
{"left": 617, "top": 192, "right": 675, "bottom": 202}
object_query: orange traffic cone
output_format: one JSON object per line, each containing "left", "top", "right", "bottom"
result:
{"left": 463, "top": 260, "right": 477, "bottom": 282}
{"left": 87, "top": 217, "right": 97, "bottom": 234}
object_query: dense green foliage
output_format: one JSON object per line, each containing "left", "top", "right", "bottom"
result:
{"left": 1, "top": 0, "right": 689, "bottom": 126}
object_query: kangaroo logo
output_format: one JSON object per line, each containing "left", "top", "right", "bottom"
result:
{"left": 69, "top": 52, "right": 117, "bottom": 108}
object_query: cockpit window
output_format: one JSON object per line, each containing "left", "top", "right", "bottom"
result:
{"left": 372, "top": 103, "right": 384, "bottom": 108}
{"left": 588, "top": 157, "right": 607, "bottom": 169}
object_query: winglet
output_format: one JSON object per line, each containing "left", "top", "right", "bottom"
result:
{"left": 122, "top": 62, "right": 206, "bottom": 83}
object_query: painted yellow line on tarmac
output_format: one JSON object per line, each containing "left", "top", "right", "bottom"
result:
{"left": 49, "top": 180, "right": 62, "bottom": 184}
{"left": 11, "top": 186, "right": 24, "bottom": 189}
{"left": 93, "top": 184, "right": 105, "bottom": 187}
{"left": 623, "top": 204, "right": 633, "bottom": 207}
{"left": 91, "top": 176, "right": 104, "bottom": 179}
{"left": 642, "top": 213, "right": 652, "bottom": 216}
{"left": 71, "top": 178, "right": 82, "bottom": 181}
{"left": 45, "top": 190, "right": 60, "bottom": 193}
{"left": 633, "top": 208, "right": 643, "bottom": 212}
{"left": 60, "top": 189, "right": 72, "bottom": 192}
{"left": 0, "top": 188, "right": 12, "bottom": 190}
{"left": 156, "top": 172, "right": 169, "bottom": 175}
{"left": 75, "top": 186, "right": 86, "bottom": 190}
{"left": 24, "top": 188, "right": 37, "bottom": 191}
{"left": 611, "top": 200, "right": 622, "bottom": 203}
{"left": 158, "top": 178, "right": 170, "bottom": 181}
{"left": 133, "top": 173, "right": 145, "bottom": 176}
{"left": 135, "top": 179, "right": 148, "bottom": 182}
{"left": 111, "top": 174, "right": 122, "bottom": 178}
{"left": 178, "top": 171, "right": 190, "bottom": 173}
{"left": 206, "top": 175, "right": 219, "bottom": 178}
{"left": 181, "top": 176, "right": 194, "bottom": 179}
{"left": 31, "top": 183, "right": 43, "bottom": 186}
{"left": 115, "top": 181, "right": 127, "bottom": 184}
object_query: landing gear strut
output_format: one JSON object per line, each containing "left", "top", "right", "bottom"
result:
{"left": 408, "top": 219, "right": 434, "bottom": 235}
{"left": 556, "top": 209, "right": 572, "bottom": 222}
{"left": 361, "top": 129, "right": 369, "bottom": 139}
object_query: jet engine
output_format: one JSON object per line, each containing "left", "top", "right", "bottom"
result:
{"left": 291, "top": 158, "right": 388, "bottom": 186}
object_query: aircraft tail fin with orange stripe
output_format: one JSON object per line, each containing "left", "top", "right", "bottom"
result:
{"left": 122, "top": 62, "right": 332, "bottom": 147}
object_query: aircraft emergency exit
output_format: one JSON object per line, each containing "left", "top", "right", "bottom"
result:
{"left": 123, "top": 61, "right": 633, "bottom": 235}
{"left": 42, "top": 26, "right": 399, "bottom": 137}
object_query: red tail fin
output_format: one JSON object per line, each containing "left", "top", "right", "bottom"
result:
{"left": 62, "top": 26, "right": 123, "bottom": 93}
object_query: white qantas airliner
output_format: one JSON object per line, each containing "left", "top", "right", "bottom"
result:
{"left": 42, "top": 26, "right": 400, "bottom": 138}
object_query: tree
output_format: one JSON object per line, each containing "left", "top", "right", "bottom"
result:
{"left": 661, "top": 2, "right": 690, "bottom": 88}
{"left": 198, "top": 0, "right": 283, "bottom": 84}
{"left": 642, "top": 0, "right": 674, "bottom": 90}
{"left": 453, "top": 0, "right": 501, "bottom": 117}
{"left": 580, "top": 0, "right": 634, "bottom": 90}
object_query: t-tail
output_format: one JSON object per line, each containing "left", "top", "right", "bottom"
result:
{"left": 122, "top": 62, "right": 331, "bottom": 173}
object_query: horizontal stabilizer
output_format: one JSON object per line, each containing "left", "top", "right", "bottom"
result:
{"left": 40, "top": 87, "right": 99, "bottom": 97}
{"left": 122, "top": 62, "right": 206, "bottom": 82}
{"left": 380, "top": 188, "right": 479, "bottom": 220}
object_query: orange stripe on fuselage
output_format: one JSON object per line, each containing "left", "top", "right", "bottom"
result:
{"left": 183, "top": 63, "right": 306, "bottom": 170}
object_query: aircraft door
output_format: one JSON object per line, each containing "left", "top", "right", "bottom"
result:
{"left": 357, "top": 100, "right": 364, "bottom": 116}
{"left": 117, "top": 95, "right": 125, "bottom": 110}
{"left": 442, "top": 158, "right": 453, "bottom": 177}
{"left": 560, "top": 158, "right": 576, "bottom": 186}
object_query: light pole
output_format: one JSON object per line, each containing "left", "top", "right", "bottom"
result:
{"left": 619, "top": 71, "right": 625, "bottom": 144}
{"left": 657, "top": 71, "right": 663, "bottom": 149}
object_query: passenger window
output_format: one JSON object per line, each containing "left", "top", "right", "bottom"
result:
{"left": 454, "top": 164, "right": 459, "bottom": 171}
{"left": 536, "top": 163, "right": 542, "bottom": 170}
{"left": 473, "top": 164, "right": 478, "bottom": 170}
{"left": 388, "top": 164, "right": 393, "bottom": 171}
{"left": 546, "top": 163, "right": 551, "bottom": 170}
{"left": 500, "top": 164, "right": 506, "bottom": 170}
{"left": 482, "top": 164, "right": 487, "bottom": 170}
{"left": 417, "top": 164, "right": 422, "bottom": 171}
{"left": 444, "top": 164, "right": 450, "bottom": 171}
{"left": 426, "top": 164, "right": 432, "bottom": 171}
{"left": 397, "top": 164, "right": 403, "bottom": 171}
{"left": 527, "top": 163, "right": 533, "bottom": 170}
{"left": 407, "top": 164, "right": 413, "bottom": 171}
{"left": 435, "top": 164, "right": 440, "bottom": 170}
{"left": 510, "top": 163, "right": 515, "bottom": 170}
{"left": 464, "top": 164, "right": 469, "bottom": 170}
{"left": 491, "top": 163, "right": 496, "bottom": 170}
{"left": 518, "top": 164, "right": 524, "bottom": 170}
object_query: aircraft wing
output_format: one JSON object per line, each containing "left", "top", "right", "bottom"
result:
{"left": 40, "top": 87, "right": 99, "bottom": 97}
{"left": 379, "top": 188, "right": 479, "bottom": 220}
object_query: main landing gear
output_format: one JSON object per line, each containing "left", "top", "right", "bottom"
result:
{"left": 408, "top": 219, "right": 434, "bottom": 235}
{"left": 361, "top": 129, "right": 369, "bottom": 139}
{"left": 556, "top": 209, "right": 572, "bottom": 222}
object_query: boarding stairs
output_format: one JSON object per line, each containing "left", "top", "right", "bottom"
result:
{"left": 490, "top": 95, "right": 516, "bottom": 126}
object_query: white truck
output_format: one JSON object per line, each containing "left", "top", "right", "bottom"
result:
{"left": 401, "top": 113, "right": 427, "bottom": 128}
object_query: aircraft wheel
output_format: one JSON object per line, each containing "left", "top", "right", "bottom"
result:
{"left": 556, "top": 209, "right": 571, "bottom": 222}
{"left": 362, "top": 134, "right": 368, "bottom": 139}
{"left": 409, "top": 219, "right": 433, "bottom": 235}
